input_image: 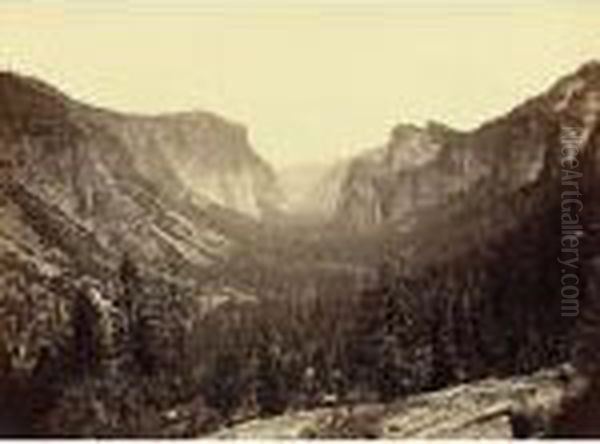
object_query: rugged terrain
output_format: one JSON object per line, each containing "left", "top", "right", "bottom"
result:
{"left": 210, "top": 366, "right": 570, "bottom": 439}
{"left": 0, "top": 71, "right": 281, "bottom": 435}
{"left": 0, "top": 71, "right": 282, "bottom": 277}
{"left": 1, "top": 62, "right": 600, "bottom": 437}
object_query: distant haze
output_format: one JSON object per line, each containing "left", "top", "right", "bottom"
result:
{"left": 1, "top": 1, "right": 599, "bottom": 168}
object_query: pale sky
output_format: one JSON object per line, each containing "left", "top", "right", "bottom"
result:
{"left": 1, "top": 1, "right": 599, "bottom": 168}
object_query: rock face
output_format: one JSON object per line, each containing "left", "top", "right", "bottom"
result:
{"left": 0, "top": 72, "right": 283, "bottom": 435}
{"left": 89, "top": 110, "right": 283, "bottom": 219}
{"left": 277, "top": 160, "right": 351, "bottom": 220}
{"left": 324, "top": 62, "right": 600, "bottom": 437}
{"left": 334, "top": 62, "right": 600, "bottom": 233}
{"left": 208, "top": 367, "right": 569, "bottom": 439}
{"left": 335, "top": 122, "right": 459, "bottom": 229}
{"left": 0, "top": 72, "right": 282, "bottom": 275}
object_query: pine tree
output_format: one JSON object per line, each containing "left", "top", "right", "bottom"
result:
{"left": 255, "top": 343, "right": 287, "bottom": 416}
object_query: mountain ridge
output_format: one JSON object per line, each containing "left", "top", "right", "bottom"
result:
{"left": 0, "top": 70, "right": 283, "bottom": 219}
{"left": 330, "top": 60, "right": 600, "bottom": 231}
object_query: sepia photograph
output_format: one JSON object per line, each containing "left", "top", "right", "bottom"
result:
{"left": 0, "top": 0, "right": 599, "bottom": 438}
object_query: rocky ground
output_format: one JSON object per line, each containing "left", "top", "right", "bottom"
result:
{"left": 209, "top": 366, "right": 567, "bottom": 439}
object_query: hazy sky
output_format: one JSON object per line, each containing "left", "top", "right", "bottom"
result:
{"left": 1, "top": 1, "right": 599, "bottom": 168}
